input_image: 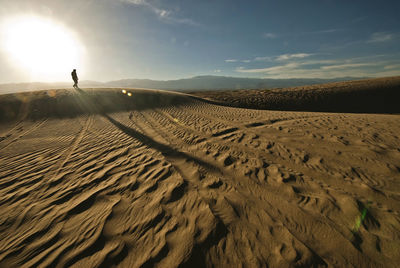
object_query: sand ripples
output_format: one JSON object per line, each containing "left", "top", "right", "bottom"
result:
{"left": 1, "top": 90, "right": 400, "bottom": 267}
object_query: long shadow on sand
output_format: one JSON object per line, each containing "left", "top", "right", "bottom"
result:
{"left": 103, "top": 113, "right": 219, "bottom": 172}
{"left": 72, "top": 87, "right": 219, "bottom": 172}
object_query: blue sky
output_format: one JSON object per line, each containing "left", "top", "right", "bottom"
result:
{"left": 0, "top": 0, "right": 400, "bottom": 82}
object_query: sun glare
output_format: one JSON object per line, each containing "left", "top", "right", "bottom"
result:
{"left": 1, "top": 16, "right": 85, "bottom": 82}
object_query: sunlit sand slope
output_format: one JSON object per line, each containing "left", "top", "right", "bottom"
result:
{"left": 1, "top": 89, "right": 400, "bottom": 267}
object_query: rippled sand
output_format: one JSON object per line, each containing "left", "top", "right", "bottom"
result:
{"left": 1, "top": 88, "right": 400, "bottom": 267}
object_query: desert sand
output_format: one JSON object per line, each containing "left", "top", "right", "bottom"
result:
{"left": 0, "top": 83, "right": 400, "bottom": 267}
{"left": 191, "top": 76, "right": 400, "bottom": 114}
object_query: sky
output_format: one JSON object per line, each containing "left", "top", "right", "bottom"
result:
{"left": 0, "top": 0, "right": 399, "bottom": 83}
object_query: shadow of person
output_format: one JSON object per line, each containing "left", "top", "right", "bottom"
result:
{"left": 72, "top": 87, "right": 102, "bottom": 115}
{"left": 103, "top": 113, "right": 219, "bottom": 172}
{"left": 73, "top": 86, "right": 85, "bottom": 94}
{"left": 73, "top": 87, "right": 220, "bottom": 172}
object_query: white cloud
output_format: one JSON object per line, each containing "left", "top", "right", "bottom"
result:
{"left": 301, "top": 29, "right": 340, "bottom": 35}
{"left": 263, "top": 33, "right": 276, "bottom": 39}
{"left": 236, "top": 63, "right": 300, "bottom": 73}
{"left": 235, "top": 57, "right": 397, "bottom": 79}
{"left": 122, "top": 0, "right": 166, "bottom": 16}
{"left": 120, "top": 0, "right": 198, "bottom": 26}
{"left": 232, "top": 55, "right": 330, "bottom": 64}
{"left": 254, "top": 56, "right": 272, "bottom": 61}
{"left": 300, "top": 59, "right": 339, "bottom": 65}
{"left": 124, "top": 0, "right": 145, "bottom": 4}
{"left": 262, "top": 29, "right": 340, "bottom": 40}
{"left": 384, "top": 64, "right": 400, "bottom": 70}
{"left": 214, "top": 69, "right": 221, "bottom": 73}
{"left": 225, "top": 58, "right": 261, "bottom": 63}
{"left": 321, "top": 63, "right": 376, "bottom": 70}
{"left": 276, "top": 53, "right": 313, "bottom": 61}
{"left": 367, "top": 32, "right": 393, "bottom": 43}
{"left": 227, "top": 54, "right": 318, "bottom": 64}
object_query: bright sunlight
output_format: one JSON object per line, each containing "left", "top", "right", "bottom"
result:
{"left": 0, "top": 15, "right": 85, "bottom": 82}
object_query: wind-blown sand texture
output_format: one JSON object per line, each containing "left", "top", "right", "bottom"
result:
{"left": 1, "top": 84, "right": 400, "bottom": 267}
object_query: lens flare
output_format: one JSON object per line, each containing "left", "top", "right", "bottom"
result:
{"left": 352, "top": 201, "right": 371, "bottom": 232}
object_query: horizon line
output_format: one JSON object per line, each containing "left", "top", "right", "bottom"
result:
{"left": 0, "top": 74, "right": 378, "bottom": 85}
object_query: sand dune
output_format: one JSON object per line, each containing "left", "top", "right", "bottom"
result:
{"left": 1, "top": 86, "right": 400, "bottom": 267}
{"left": 191, "top": 76, "right": 400, "bottom": 114}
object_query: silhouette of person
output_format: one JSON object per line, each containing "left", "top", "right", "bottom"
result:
{"left": 71, "top": 69, "right": 78, "bottom": 88}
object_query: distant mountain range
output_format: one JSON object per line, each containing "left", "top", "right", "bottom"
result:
{"left": 0, "top": 75, "right": 368, "bottom": 94}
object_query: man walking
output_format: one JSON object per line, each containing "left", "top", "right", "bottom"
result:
{"left": 71, "top": 69, "right": 78, "bottom": 88}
